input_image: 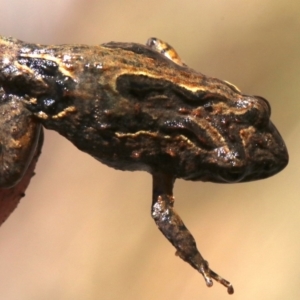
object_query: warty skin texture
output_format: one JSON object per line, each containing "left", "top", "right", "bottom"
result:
{"left": 0, "top": 36, "right": 288, "bottom": 294}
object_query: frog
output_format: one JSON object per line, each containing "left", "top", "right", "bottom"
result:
{"left": 0, "top": 35, "right": 289, "bottom": 294}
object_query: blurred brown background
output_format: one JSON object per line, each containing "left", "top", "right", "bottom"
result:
{"left": 0, "top": 1, "right": 299, "bottom": 299}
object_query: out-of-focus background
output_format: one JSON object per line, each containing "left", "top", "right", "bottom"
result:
{"left": 0, "top": 1, "right": 299, "bottom": 299}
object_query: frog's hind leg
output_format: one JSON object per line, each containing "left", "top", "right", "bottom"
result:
{"left": 151, "top": 172, "right": 234, "bottom": 294}
{"left": 0, "top": 127, "right": 44, "bottom": 225}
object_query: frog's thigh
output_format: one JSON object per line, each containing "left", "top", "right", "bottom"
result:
{"left": 0, "top": 98, "right": 41, "bottom": 188}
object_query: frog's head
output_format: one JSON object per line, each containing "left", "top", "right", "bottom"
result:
{"left": 114, "top": 72, "right": 288, "bottom": 183}
{"left": 205, "top": 98, "right": 289, "bottom": 183}
{"left": 157, "top": 88, "right": 289, "bottom": 183}
{"left": 105, "top": 60, "right": 288, "bottom": 183}
{"left": 199, "top": 93, "right": 288, "bottom": 183}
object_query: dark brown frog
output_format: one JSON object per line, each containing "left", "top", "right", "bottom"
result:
{"left": 0, "top": 35, "right": 288, "bottom": 294}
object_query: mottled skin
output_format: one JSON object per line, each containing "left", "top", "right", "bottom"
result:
{"left": 0, "top": 121, "right": 43, "bottom": 225}
{"left": 0, "top": 36, "right": 288, "bottom": 294}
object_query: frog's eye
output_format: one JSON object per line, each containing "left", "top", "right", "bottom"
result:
{"left": 254, "top": 95, "right": 271, "bottom": 117}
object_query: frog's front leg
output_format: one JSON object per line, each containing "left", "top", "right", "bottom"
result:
{"left": 151, "top": 172, "right": 234, "bottom": 294}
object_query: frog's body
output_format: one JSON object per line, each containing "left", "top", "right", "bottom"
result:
{"left": 0, "top": 36, "right": 288, "bottom": 294}
{"left": 0, "top": 36, "right": 288, "bottom": 183}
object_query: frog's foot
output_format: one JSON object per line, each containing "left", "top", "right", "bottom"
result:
{"left": 151, "top": 172, "right": 234, "bottom": 294}
{"left": 205, "top": 266, "right": 234, "bottom": 294}
{"left": 179, "top": 254, "right": 233, "bottom": 294}
{"left": 146, "top": 37, "right": 186, "bottom": 66}
{"left": 175, "top": 251, "right": 234, "bottom": 294}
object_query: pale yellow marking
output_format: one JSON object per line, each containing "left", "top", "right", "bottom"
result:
{"left": 2, "top": 54, "right": 41, "bottom": 77}
{"left": 176, "top": 134, "right": 196, "bottom": 147}
{"left": 117, "top": 69, "right": 207, "bottom": 93}
{"left": 115, "top": 130, "right": 158, "bottom": 138}
{"left": 36, "top": 111, "right": 49, "bottom": 119}
{"left": 52, "top": 106, "right": 77, "bottom": 119}
{"left": 239, "top": 126, "right": 256, "bottom": 147}
{"left": 115, "top": 131, "right": 197, "bottom": 148}
{"left": 224, "top": 80, "right": 241, "bottom": 93}
{"left": 13, "top": 61, "right": 35, "bottom": 75}
{"left": 29, "top": 97, "right": 38, "bottom": 104}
